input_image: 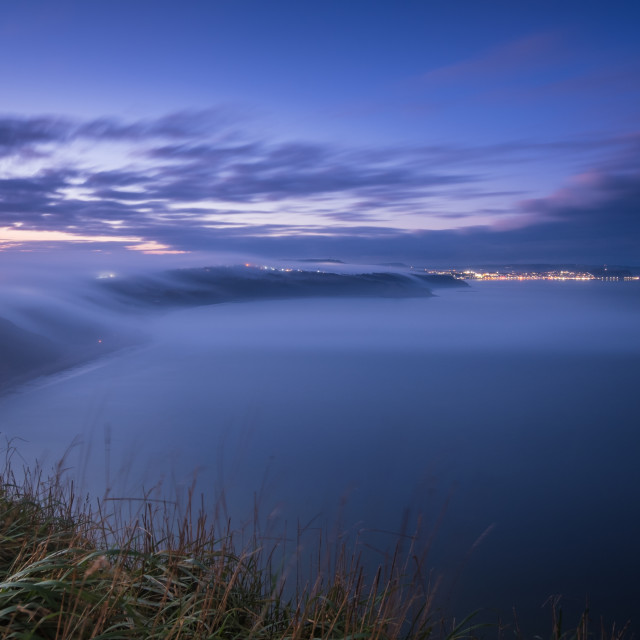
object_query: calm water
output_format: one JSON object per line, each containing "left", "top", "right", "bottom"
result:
{"left": 2, "top": 280, "right": 639, "bottom": 631}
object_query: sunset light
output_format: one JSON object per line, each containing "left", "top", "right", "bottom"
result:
{"left": 0, "top": 2, "right": 637, "bottom": 636}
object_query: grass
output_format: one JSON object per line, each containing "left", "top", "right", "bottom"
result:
{"left": 0, "top": 446, "right": 633, "bottom": 640}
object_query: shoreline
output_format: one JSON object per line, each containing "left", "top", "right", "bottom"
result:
{"left": 0, "top": 341, "right": 146, "bottom": 399}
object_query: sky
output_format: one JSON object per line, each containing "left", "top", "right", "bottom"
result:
{"left": 0, "top": 0, "right": 639, "bottom": 266}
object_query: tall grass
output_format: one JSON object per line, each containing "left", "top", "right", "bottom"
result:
{"left": 0, "top": 445, "right": 452, "bottom": 640}
{"left": 0, "top": 446, "right": 633, "bottom": 639}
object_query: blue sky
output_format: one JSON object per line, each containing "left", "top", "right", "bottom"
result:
{"left": 1, "top": 0, "right": 639, "bottom": 265}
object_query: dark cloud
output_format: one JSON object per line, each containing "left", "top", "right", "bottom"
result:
{"left": 142, "top": 165, "right": 640, "bottom": 264}
{"left": 146, "top": 139, "right": 475, "bottom": 205}
{"left": 0, "top": 108, "right": 236, "bottom": 157}
{"left": 0, "top": 168, "right": 161, "bottom": 236}
{"left": 77, "top": 108, "right": 235, "bottom": 142}
{"left": 88, "top": 190, "right": 148, "bottom": 203}
{"left": 522, "top": 169, "right": 640, "bottom": 236}
{"left": 0, "top": 170, "right": 76, "bottom": 219}
{"left": 148, "top": 142, "right": 261, "bottom": 164}
{"left": 167, "top": 222, "right": 637, "bottom": 266}
{"left": 0, "top": 116, "right": 73, "bottom": 156}
{"left": 83, "top": 169, "right": 152, "bottom": 188}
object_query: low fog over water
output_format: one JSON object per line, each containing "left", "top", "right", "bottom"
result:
{"left": 1, "top": 266, "right": 639, "bottom": 631}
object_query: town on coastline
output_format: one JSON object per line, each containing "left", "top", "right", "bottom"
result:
{"left": 415, "top": 266, "right": 639, "bottom": 281}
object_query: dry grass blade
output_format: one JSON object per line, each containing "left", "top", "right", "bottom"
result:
{"left": 0, "top": 443, "right": 633, "bottom": 640}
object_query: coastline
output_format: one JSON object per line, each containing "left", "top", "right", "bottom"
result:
{"left": 0, "top": 314, "right": 143, "bottom": 398}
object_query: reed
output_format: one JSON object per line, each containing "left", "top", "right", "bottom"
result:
{"left": 0, "top": 446, "right": 632, "bottom": 639}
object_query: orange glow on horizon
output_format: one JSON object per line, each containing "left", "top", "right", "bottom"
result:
{"left": 125, "top": 241, "right": 187, "bottom": 255}
{"left": 0, "top": 227, "right": 186, "bottom": 254}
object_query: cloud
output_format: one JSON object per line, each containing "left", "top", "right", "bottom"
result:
{"left": 0, "top": 116, "right": 73, "bottom": 157}
{"left": 165, "top": 161, "right": 640, "bottom": 264}
{"left": 77, "top": 107, "right": 236, "bottom": 142}
{"left": 0, "top": 170, "right": 77, "bottom": 221}
{"left": 521, "top": 168, "right": 640, "bottom": 236}
{"left": 146, "top": 143, "right": 473, "bottom": 204}
{"left": 0, "top": 108, "right": 237, "bottom": 157}
{"left": 0, "top": 110, "right": 638, "bottom": 264}
{"left": 420, "top": 32, "right": 563, "bottom": 86}
{"left": 0, "top": 113, "right": 483, "bottom": 237}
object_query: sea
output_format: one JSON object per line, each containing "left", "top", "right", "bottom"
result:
{"left": 1, "top": 279, "right": 639, "bottom": 632}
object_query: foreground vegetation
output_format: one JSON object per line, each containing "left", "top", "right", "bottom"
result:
{"left": 0, "top": 451, "right": 632, "bottom": 639}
